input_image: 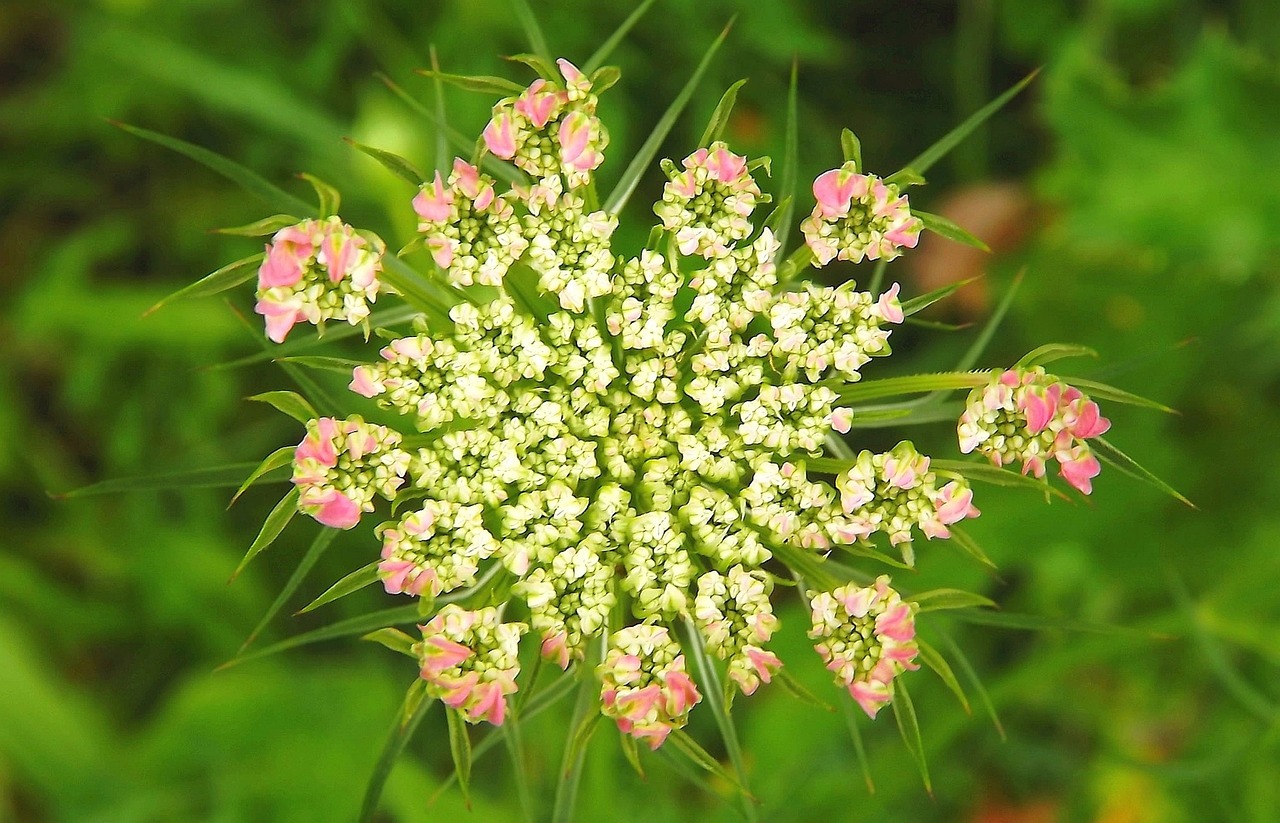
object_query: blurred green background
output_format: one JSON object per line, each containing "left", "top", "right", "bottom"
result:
{"left": 3, "top": 0, "right": 1279, "bottom": 820}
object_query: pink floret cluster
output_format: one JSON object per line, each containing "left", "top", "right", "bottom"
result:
{"left": 959, "top": 367, "right": 1112, "bottom": 494}
{"left": 254, "top": 217, "right": 385, "bottom": 343}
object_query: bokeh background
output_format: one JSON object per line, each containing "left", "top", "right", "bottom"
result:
{"left": 3, "top": 0, "right": 1279, "bottom": 820}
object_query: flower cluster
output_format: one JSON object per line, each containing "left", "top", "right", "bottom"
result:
{"left": 959, "top": 368, "right": 1112, "bottom": 494}
{"left": 654, "top": 142, "right": 768, "bottom": 258}
{"left": 255, "top": 217, "right": 385, "bottom": 342}
{"left": 221, "top": 55, "right": 1140, "bottom": 746}
{"left": 694, "top": 566, "right": 783, "bottom": 695}
{"left": 291, "top": 416, "right": 407, "bottom": 530}
{"left": 413, "top": 606, "right": 526, "bottom": 725}
{"left": 835, "top": 441, "right": 979, "bottom": 558}
{"left": 598, "top": 625, "right": 701, "bottom": 748}
{"left": 808, "top": 576, "right": 919, "bottom": 718}
{"left": 800, "top": 162, "right": 922, "bottom": 266}
{"left": 413, "top": 159, "right": 527, "bottom": 287}
{"left": 483, "top": 59, "right": 607, "bottom": 192}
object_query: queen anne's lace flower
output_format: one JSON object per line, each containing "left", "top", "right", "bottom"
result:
{"left": 291, "top": 416, "right": 408, "bottom": 529}
{"left": 833, "top": 441, "right": 980, "bottom": 556}
{"left": 801, "top": 163, "right": 922, "bottom": 266}
{"left": 255, "top": 217, "right": 385, "bottom": 342}
{"left": 223, "top": 54, "right": 1138, "bottom": 744}
{"left": 414, "top": 605, "right": 526, "bottom": 725}
{"left": 959, "top": 368, "right": 1112, "bottom": 494}
{"left": 483, "top": 59, "right": 607, "bottom": 191}
{"left": 809, "top": 576, "right": 919, "bottom": 718}
{"left": 694, "top": 566, "right": 782, "bottom": 695}
{"left": 377, "top": 500, "right": 500, "bottom": 597}
{"left": 598, "top": 625, "right": 701, "bottom": 748}
{"left": 654, "top": 142, "right": 768, "bottom": 258}
{"left": 413, "top": 158, "right": 527, "bottom": 287}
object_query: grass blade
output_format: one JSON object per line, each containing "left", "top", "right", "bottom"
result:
{"left": 446, "top": 707, "right": 474, "bottom": 807}
{"left": 344, "top": 138, "right": 426, "bottom": 185}
{"left": 231, "top": 487, "right": 300, "bottom": 580}
{"left": 774, "top": 60, "right": 800, "bottom": 263}
{"left": 949, "top": 608, "right": 1168, "bottom": 639}
{"left": 945, "top": 526, "right": 998, "bottom": 570}
{"left": 144, "top": 253, "right": 263, "bottom": 316}
{"left": 1057, "top": 377, "right": 1177, "bottom": 414}
{"left": 218, "top": 605, "right": 421, "bottom": 670}
{"left": 948, "top": 267, "right": 1023, "bottom": 375}
{"left": 915, "top": 209, "right": 990, "bottom": 251}
{"left": 1093, "top": 437, "right": 1195, "bottom": 507}
{"left": 295, "top": 561, "right": 380, "bottom": 614}
{"left": 917, "top": 639, "right": 970, "bottom": 713}
{"left": 603, "top": 20, "right": 734, "bottom": 215}
{"left": 247, "top": 390, "right": 316, "bottom": 424}
{"left": 698, "top": 79, "right": 748, "bottom": 146}
{"left": 903, "top": 69, "right": 1040, "bottom": 176}
{"left": 503, "top": 705, "right": 537, "bottom": 823}
{"left": 230, "top": 446, "right": 294, "bottom": 505}
{"left": 238, "top": 526, "right": 338, "bottom": 653}
{"left": 55, "top": 461, "right": 287, "bottom": 499}
{"left": 835, "top": 371, "right": 991, "bottom": 403}
{"left": 891, "top": 679, "right": 932, "bottom": 794}
{"left": 362, "top": 627, "right": 417, "bottom": 657}
{"left": 1014, "top": 343, "right": 1098, "bottom": 369}
{"left": 111, "top": 121, "right": 316, "bottom": 215}
{"left": 552, "top": 674, "right": 601, "bottom": 823}
{"left": 508, "top": 0, "right": 553, "bottom": 64}
{"left": 901, "top": 276, "right": 980, "bottom": 317}
{"left": 942, "top": 633, "right": 1005, "bottom": 739}
{"left": 682, "top": 621, "right": 757, "bottom": 820}
{"left": 214, "top": 215, "right": 300, "bottom": 237}
{"left": 583, "top": 0, "right": 659, "bottom": 74}
{"left": 430, "top": 672, "right": 578, "bottom": 803}
{"left": 839, "top": 697, "right": 876, "bottom": 793}
{"left": 910, "top": 588, "right": 996, "bottom": 613}
{"left": 208, "top": 305, "right": 420, "bottom": 370}
{"left": 359, "top": 689, "right": 433, "bottom": 823}
{"left": 376, "top": 72, "right": 524, "bottom": 184}
{"left": 414, "top": 69, "right": 525, "bottom": 95}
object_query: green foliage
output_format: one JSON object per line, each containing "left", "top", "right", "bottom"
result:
{"left": 7, "top": 1, "right": 1280, "bottom": 821}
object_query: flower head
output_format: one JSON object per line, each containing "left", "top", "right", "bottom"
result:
{"left": 414, "top": 605, "right": 526, "bottom": 725}
{"left": 832, "top": 441, "right": 980, "bottom": 559}
{"left": 255, "top": 217, "right": 385, "bottom": 342}
{"left": 292, "top": 416, "right": 408, "bottom": 529}
{"left": 414, "top": 158, "right": 528, "bottom": 287}
{"left": 808, "top": 576, "right": 919, "bottom": 718}
{"left": 801, "top": 162, "right": 921, "bottom": 266}
{"left": 694, "top": 566, "right": 782, "bottom": 695}
{"left": 654, "top": 142, "right": 768, "bottom": 259}
{"left": 483, "top": 60, "right": 608, "bottom": 191}
{"left": 958, "top": 368, "right": 1111, "bottom": 493}
{"left": 598, "top": 625, "right": 701, "bottom": 748}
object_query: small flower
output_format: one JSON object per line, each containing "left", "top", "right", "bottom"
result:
{"left": 801, "top": 162, "right": 921, "bottom": 266}
{"left": 255, "top": 217, "right": 385, "bottom": 342}
{"left": 377, "top": 500, "right": 500, "bottom": 597}
{"left": 808, "top": 576, "right": 919, "bottom": 718}
{"left": 958, "top": 368, "right": 1112, "bottom": 494}
{"left": 414, "top": 605, "right": 526, "bottom": 725}
{"left": 513, "top": 538, "right": 617, "bottom": 668}
{"left": 694, "top": 566, "right": 782, "bottom": 695}
{"left": 598, "top": 625, "right": 701, "bottom": 748}
{"left": 483, "top": 59, "right": 608, "bottom": 191}
{"left": 292, "top": 416, "right": 408, "bottom": 529}
{"left": 831, "top": 441, "right": 979, "bottom": 556}
{"left": 413, "top": 158, "right": 527, "bottom": 287}
{"left": 654, "top": 142, "right": 768, "bottom": 259}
